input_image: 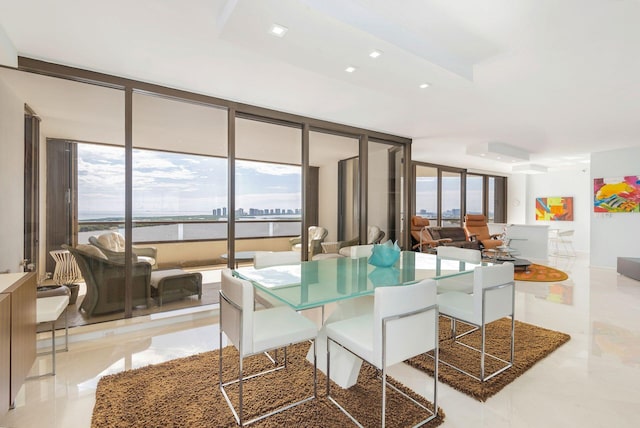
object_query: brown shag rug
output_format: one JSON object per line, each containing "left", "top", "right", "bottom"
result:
{"left": 514, "top": 264, "right": 568, "bottom": 282}
{"left": 406, "top": 317, "right": 571, "bottom": 401}
{"left": 92, "top": 342, "right": 445, "bottom": 427}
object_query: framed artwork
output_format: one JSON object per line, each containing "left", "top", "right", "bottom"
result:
{"left": 593, "top": 176, "right": 640, "bottom": 213}
{"left": 536, "top": 196, "right": 574, "bottom": 221}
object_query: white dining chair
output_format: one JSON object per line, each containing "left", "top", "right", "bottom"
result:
{"left": 252, "top": 250, "right": 300, "bottom": 269}
{"left": 557, "top": 230, "right": 576, "bottom": 257}
{"left": 218, "top": 269, "right": 318, "bottom": 426}
{"left": 346, "top": 244, "right": 374, "bottom": 259}
{"left": 325, "top": 278, "right": 439, "bottom": 427}
{"left": 28, "top": 295, "right": 69, "bottom": 378}
{"left": 251, "top": 251, "right": 300, "bottom": 309}
{"left": 436, "top": 246, "right": 482, "bottom": 264}
{"left": 437, "top": 262, "right": 515, "bottom": 382}
{"left": 435, "top": 246, "right": 482, "bottom": 294}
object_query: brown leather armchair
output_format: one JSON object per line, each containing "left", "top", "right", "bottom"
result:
{"left": 410, "top": 216, "right": 452, "bottom": 252}
{"left": 463, "top": 214, "right": 503, "bottom": 250}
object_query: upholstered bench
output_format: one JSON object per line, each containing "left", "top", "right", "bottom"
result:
{"left": 617, "top": 257, "right": 640, "bottom": 281}
{"left": 150, "top": 269, "right": 202, "bottom": 306}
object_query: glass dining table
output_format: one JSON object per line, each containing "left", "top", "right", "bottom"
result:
{"left": 233, "top": 250, "right": 483, "bottom": 311}
{"left": 233, "top": 250, "right": 486, "bottom": 388}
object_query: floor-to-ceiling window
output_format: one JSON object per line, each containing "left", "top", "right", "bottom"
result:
{"left": 5, "top": 58, "right": 412, "bottom": 326}
{"left": 132, "top": 93, "right": 228, "bottom": 270}
{"left": 441, "top": 169, "right": 463, "bottom": 226}
{"left": 466, "top": 174, "right": 484, "bottom": 216}
{"left": 413, "top": 162, "right": 507, "bottom": 227}
{"left": 414, "top": 165, "right": 439, "bottom": 223}
{"left": 414, "top": 163, "right": 464, "bottom": 226}
{"left": 234, "top": 116, "right": 302, "bottom": 261}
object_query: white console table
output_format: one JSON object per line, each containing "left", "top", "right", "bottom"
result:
{"left": 505, "top": 224, "right": 549, "bottom": 260}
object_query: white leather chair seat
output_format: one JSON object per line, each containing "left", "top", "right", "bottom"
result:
{"left": 252, "top": 306, "right": 318, "bottom": 354}
{"left": 37, "top": 295, "right": 69, "bottom": 323}
{"left": 326, "top": 313, "right": 376, "bottom": 366}
{"left": 436, "top": 276, "right": 474, "bottom": 294}
{"left": 437, "top": 292, "right": 474, "bottom": 323}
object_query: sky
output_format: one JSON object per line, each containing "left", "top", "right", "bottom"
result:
{"left": 415, "top": 175, "right": 483, "bottom": 214}
{"left": 77, "top": 144, "right": 301, "bottom": 218}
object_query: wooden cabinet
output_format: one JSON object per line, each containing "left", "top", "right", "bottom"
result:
{"left": 0, "top": 294, "right": 10, "bottom": 415}
{"left": 0, "top": 272, "right": 36, "bottom": 414}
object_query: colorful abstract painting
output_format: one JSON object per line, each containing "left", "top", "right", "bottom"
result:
{"left": 536, "top": 197, "right": 574, "bottom": 221}
{"left": 593, "top": 176, "right": 640, "bottom": 213}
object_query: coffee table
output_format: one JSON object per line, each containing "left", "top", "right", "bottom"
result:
{"left": 483, "top": 246, "right": 530, "bottom": 272}
{"left": 506, "top": 257, "right": 532, "bottom": 272}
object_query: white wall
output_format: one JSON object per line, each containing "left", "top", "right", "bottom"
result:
{"left": 0, "top": 77, "right": 25, "bottom": 272}
{"left": 507, "top": 173, "right": 527, "bottom": 224}
{"left": 590, "top": 147, "right": 640, "bottom": 268}
{"left": 0, "top": 24, "right": 17, "bottom": 68}
{"left": 524, "top": 169, "right": 591, "bottom": 254}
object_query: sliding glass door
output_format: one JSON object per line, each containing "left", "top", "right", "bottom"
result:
{"left": 234, "top": 116, "right": 302, "bottom": 263}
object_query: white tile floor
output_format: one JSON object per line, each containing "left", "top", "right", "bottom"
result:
{"left": 2, "top": 253, "right": 640, "bottom": 427}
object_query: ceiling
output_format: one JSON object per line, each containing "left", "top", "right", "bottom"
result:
{"left": 1, "top": 0, "right": 640, "bottom": 174}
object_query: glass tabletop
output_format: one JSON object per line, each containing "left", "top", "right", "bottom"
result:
{"left": 233, "top": 251, "right": 485, "bottom": 311}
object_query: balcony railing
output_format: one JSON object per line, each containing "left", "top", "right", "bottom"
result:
{"left": 78, "top": 219, "right": 301, "bottom": 244}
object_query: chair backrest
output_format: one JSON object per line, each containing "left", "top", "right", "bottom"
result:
{"left": 93, "top": 231, "right": 126, "bottom": 252}
{"left": 220, "top": 269, "right": 254, "bottom": 355}
{"left": 309, "top": 226, "right": 328, "bottom": 241}
{"left": 411, "top": 216, "right": 430, "bottom": 230}
{"left": 464, "top": 214, "right": 490, "bottom": 241}
{"left": 472, "top": 263, "right": 514, "bottom": 324}
{"left": 410, "top": 216, "right": 432, "bottom": 244}
{"left": 437, "top": 246, "right": 481, "bottom": 264}
{"left": 367, "top": 226, "right": 385, "bottom": 244}
{"left": 373, "top": 279, "right": 438, "bottom": 367}
{"left": 558, "top": 229, "right": 574, "bottom": 239}
{"left": 253, "top": 251, "right": 300, "bottom": 269}
{"left": 50, "top": 249, "right": 84, "bottom": 284}
{"left": 347, "top": 244, "right": 374, "bottom": 259}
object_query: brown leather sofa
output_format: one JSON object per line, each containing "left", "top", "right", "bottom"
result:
{"left": 427, "top": 227, "right": 480, "bottom": 250}
{"left": 410, "top": 216, "right": 479, "bottom": 252}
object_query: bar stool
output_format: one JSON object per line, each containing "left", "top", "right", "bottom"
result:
{"left": 30, "top": 295, "right": 69, "bottom": 378}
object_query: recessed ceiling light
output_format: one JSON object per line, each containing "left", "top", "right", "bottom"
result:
{"left": 269, "top": 24, "right": 288, "bottom": 37}
{"left": 345, "top": 66, "right": 356, "bottom": 73}
{"left": 369, "top": 50, "right": 382, "bottom": 58}
{"left": 419, "top": 83, "right": 430, "bottom": 89}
